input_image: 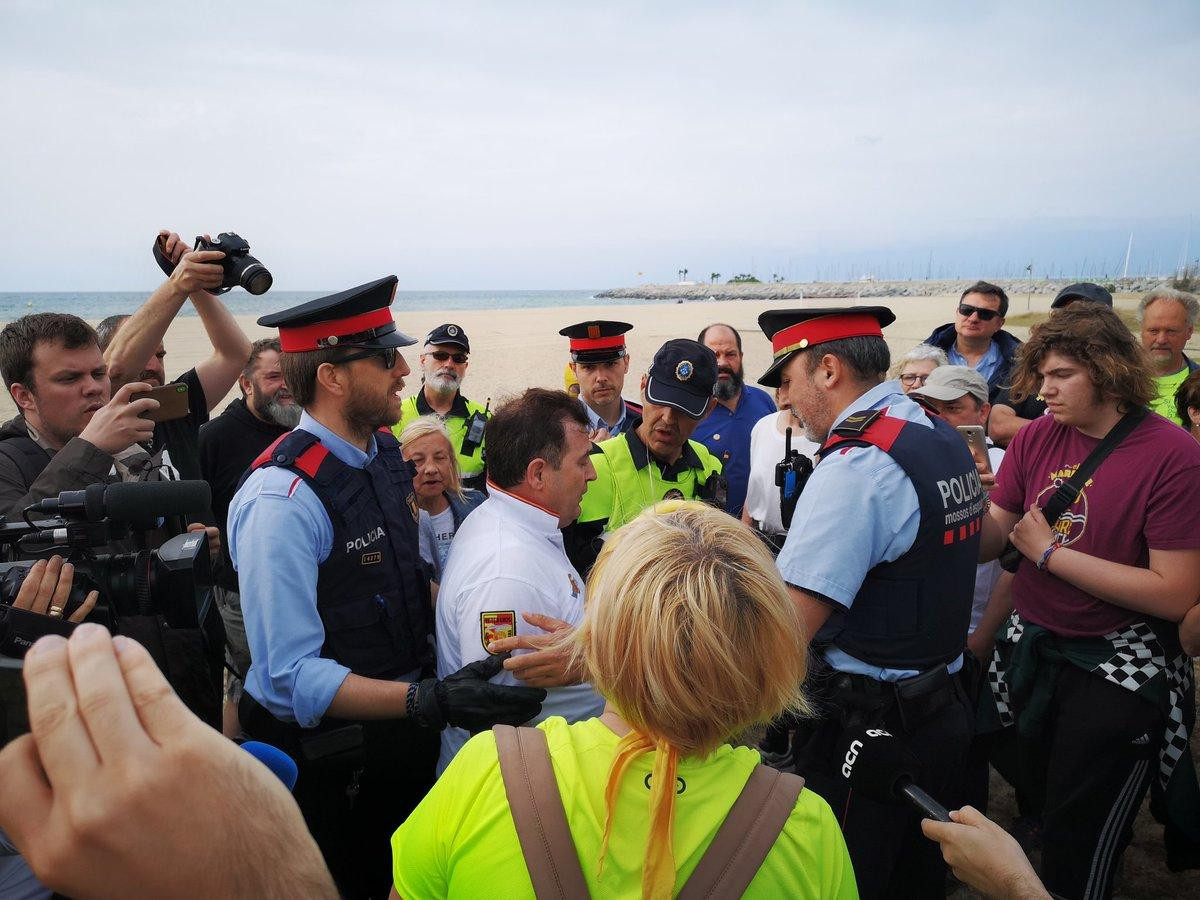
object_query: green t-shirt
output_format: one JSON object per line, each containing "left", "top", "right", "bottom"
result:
{"left": 391, "top": 716, "right": 858, "bottom": 899}
{"left": 1151, "top": 366, "right": 1191, "bottom": 426}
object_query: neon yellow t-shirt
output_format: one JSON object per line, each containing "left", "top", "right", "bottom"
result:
{"left": 1151, "top": 366, "right": 1191, "bottom": 426}
{"left": 391, "top": 716, "right": 858, "bottom": 899}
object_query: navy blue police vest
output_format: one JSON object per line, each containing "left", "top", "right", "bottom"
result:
{"left": 249, "top": 428, "right": 432, "bottom": 680}
{"left": 818, "top": 407, "right": 982, "bottom": 670}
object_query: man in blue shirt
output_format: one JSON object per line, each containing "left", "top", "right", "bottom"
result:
{"left": 692, "top": 323, "right": 776, "bottom": 516}
{"left": 760, "top": 306, "right": 981, "bottom": 899}
{"left": 228, "top": 276, "right": 544, "bottom": 898}
{"left": 923, "top": 281, "right": 1022, "bottom": 403}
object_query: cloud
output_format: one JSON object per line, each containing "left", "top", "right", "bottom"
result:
{"left": 0, "top": 1, "right": 1197, "bottom": 289}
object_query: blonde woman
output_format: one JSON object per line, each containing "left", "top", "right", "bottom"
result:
{"left": 399, "top": 416, "right": 485, "bottom": 582}
{"left": 390, "top": 502, "right": 857, "bottom": 899}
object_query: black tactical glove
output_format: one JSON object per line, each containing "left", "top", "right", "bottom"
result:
{"left": 415, "top": 653, "right": 547, "bottom": 732}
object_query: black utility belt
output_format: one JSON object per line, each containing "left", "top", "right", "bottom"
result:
{"left": 238, "top": 694, "right": 413, "bottom": 767}
{"left": 829, "top": 664, "right": 957, "bottom": 732}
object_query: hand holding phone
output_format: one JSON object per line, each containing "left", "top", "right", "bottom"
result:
{"left": 956, "top": 425, "right": 992, "bottom": 475}
{"left": 130, "top": 383, "right": 190, "bottom": 423}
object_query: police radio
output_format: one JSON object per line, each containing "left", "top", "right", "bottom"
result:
{"left": 460, "top": 397, "right": 490, "bottom": 457}
{"left": 775, "top": 427, "right": 814, "bottom": 530}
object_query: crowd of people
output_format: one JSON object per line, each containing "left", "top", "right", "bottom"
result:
{"left": 0, "top": 232, "right": 1199, "bottom": 900}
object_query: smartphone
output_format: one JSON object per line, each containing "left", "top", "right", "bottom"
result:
{"left": 131, "top": 383, "right": 190, "bottom": 423}
{"left": 956, "top": 425, "right": 992, "bottom": 475}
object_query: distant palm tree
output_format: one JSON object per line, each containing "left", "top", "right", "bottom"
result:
{"left": 711, "top": 272, "right": 720, "bottom": 283}
{"left": 682, "top": 268, "right": 689, "bottom": 281}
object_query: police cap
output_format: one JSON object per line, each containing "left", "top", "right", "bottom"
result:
{"left": 645, "top": 338, "right": 718, "bottom": 419}
{"left": 559, "top": 320, "right": 632, "bottom": 364}
{"left": 757, "top": 306, "right": 895, "bottom": 388}
{"left": 258, "top": 275, "right": 416, "bottom": 352}
{"left": 425, "top": 323, "right": 469, "bottom": 352}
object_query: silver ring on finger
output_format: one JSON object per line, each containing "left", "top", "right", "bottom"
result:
{"left": 48, "top": 605, "right": 64, "bottom": 619}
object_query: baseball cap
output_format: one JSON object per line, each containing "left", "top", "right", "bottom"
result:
{"left": 425, "top": 323, "right": 469, "bottom": 352}
{"left": 910, "top": 365, "right": 988, "bottom": 406}
{"left": 1051, "top": 283, "right": 1113, "bottom": 309}
{"left": 644, "top": 339, "right": 718, "bottom": 419}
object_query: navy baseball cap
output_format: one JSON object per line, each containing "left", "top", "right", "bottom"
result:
{"left": 1051, "top": 283, "right": 1113, "bottom": 309}
{"left": 644, "top": 339, "right": 718, "bottom": 419}
{"left": 425, "top": 323, "right": 469, "bottom": 352}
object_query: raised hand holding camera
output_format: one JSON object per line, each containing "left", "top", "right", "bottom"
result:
{"left": 78, "top": 382, "right": 158, "bottom": 455}
{"left": 153, "top": 230, "right": 272, "bottom": 295}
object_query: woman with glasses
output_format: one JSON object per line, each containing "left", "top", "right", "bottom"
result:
{"left": 399, "top": 416, "right": 485, "bottom": 583}
{"left": 891, "top": 343, "right": 948, "bottom": 393}
{"left": 390, "top": 501, "right": 857, "bottom": 899}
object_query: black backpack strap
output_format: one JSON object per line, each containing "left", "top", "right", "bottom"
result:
{"left": 1040, "top": 406, "right": 1148, "bottom": 524}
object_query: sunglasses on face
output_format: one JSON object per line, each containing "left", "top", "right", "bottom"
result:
{"left": 337, "top": 346, "right": 399, "bottom": 369}
{"left": 957, "top": 303, "right": 1000, "bottom": 322}
{"left": 428, "top": 350, "right": 468, "bottom": 364}
{"left": 899, "top": 373, "right": 930, "bottom": 386}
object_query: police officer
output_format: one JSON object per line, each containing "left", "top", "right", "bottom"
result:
{"left": 759, "top": 308, "right": 980, "bottom": 899}
{"left": 393, "top": 323, "right": 490, "bottom": 492}
{"left": 228, "top": 279, "right": 544, "bottom": 899}
{"left": 559, "top": 320, "right": 642, "bottom": 439}
{"left": 564, "top": 338, "right": 725, "bottom": 574}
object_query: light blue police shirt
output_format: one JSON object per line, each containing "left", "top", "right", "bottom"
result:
{"left": 228, "top": 410, "right": 419, "bottom": 727}
{"left": 776, "top": 380, "right": 962, "bottom": 680}
{"left": 580, "top": 397, "right": 636, "bottom": 437}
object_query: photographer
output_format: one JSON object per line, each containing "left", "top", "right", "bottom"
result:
{"left": 98, "top": 229, "right": 252, "bottom": 483}
{"left": 0, "top": 313, "right": 224, "bottom": 727}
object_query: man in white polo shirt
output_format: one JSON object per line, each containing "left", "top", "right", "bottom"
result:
{"left": 434, "top": 388, "right": 605, "bottom": 772}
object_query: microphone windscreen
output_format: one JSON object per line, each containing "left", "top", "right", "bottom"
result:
{"left": 102, "top": 480, "right": 212, "bottom": 523}
{"left": 836, "top": 725, "right": 921, "bottom": 805}
{"left": 241, "top": 741, "right": 299, "bottom": 791}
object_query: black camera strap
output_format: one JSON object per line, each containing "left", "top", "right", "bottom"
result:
{"left": 998, "top": 405, "right": 1147, "bottom": 571}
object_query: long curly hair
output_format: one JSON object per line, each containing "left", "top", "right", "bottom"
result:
{"left": 1007, "top": 304, "right": 1155, "bottom": 409}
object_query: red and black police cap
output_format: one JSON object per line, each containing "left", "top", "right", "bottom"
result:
{"left": 559, "top": 320, "right": 633, "bottom": 364}
{"left": 757, "top": 306, "right": 895, "bottom": 388}
{"left": 258, "top": 275, "right": 416, "bottom": 352}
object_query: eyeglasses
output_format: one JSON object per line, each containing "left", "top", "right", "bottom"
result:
{"left": 899, "top": 373, "right": 930, "bottom": 386}
{"left": 428, "top": 350, "right": 468, "bottom": 364}
{"left": 957, "top": 303, "right": 1000, "bottom": 322}
{"left": 336, "top": 346, "right": 398, "bottom": 369}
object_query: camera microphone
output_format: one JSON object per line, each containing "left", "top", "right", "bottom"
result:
{"left": 836, "top": 726, "right": 952, "bottom": 822}
{"left": 241, "top": 741, "right": 299, "bottom": 791}
{"left": 32, "top": 481, "right": 212, "bottom": 529}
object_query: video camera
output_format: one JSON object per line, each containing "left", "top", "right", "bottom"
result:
{"left": 0, "top": 481, "right": 214, "bottom": 659}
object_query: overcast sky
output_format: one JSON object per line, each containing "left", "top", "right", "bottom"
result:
{"left": 1, "top": 0, "right": 1197, "bottom": 290}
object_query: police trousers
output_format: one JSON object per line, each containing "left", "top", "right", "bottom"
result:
{"left": 240, "top": 697, "right": 438, "bottom": 899}
{"left": 792, "top": 667, "right": 973, "bottom": 900}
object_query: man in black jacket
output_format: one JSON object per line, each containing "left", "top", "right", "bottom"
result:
{"left": 198, "top": 337, "right": 299, "bottom": 734}
{"left": 923, "top": 281, "right": 1022, "bottom": 405}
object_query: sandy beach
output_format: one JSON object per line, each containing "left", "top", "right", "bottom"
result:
{"left": 2, "top": 290, "right": 1152, "bottom": 421}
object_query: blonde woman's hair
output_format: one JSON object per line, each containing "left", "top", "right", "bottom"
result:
{"left": 398, "top": 416, "right": 465, "bottom": 501}
{"left": 577, "top": 500, "right": 809, "bottom": 757}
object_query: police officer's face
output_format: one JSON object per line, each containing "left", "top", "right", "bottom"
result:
{"left": 344, "top": 349, "right": 411, "bottom": 430}
{"left": 639, "top": 398, "right": 701, "bottom": 462}
{"left": 571, "top": 357, "right": 628, "bottom": 408}
{"left": 781, "top": 353, "right": 832, "bottom": 443}
{"left": 543, "top": 419, "right": 597, "bottom": 525}
{"left": 421, "top": 343, "right": 468, "bottom": 394}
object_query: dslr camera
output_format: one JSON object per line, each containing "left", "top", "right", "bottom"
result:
{"left": 0, "top": 481, "right": 215, "bottom": 659}
{"left": 153, "top": 231, "right": 273, "bottom": 295}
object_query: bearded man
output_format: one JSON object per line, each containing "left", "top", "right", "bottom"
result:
{"left": 393, "top": 324, "right": 490, "bottom": 491}
{"left": 692, "top": 323, "right": 777, "bottom": 516}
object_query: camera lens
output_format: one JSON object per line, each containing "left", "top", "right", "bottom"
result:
{"left": 239, "top": 263, "right": 273, "bottom": 295}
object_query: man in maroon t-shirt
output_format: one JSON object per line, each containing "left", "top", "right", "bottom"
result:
{"left": 977, "top": 304, "right": 1200, "bottom": 898}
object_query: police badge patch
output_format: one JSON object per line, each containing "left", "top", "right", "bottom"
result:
{"left": 481, "top": 611, "right": 516, "bottom": 653}
{"left": 406, "top": 492, "right": 419, "bottom": 522}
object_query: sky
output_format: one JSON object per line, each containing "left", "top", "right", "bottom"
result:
{"left": 1, "top": 0, "right": 1197, "bottom": 291}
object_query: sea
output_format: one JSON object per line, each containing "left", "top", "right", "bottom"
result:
{"left": 0, "top": 289, "right": 664, "bottom": 322}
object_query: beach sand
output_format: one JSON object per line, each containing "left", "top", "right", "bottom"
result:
{"left": 0, "top": 290, "right": 1092, "bottom": 420}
